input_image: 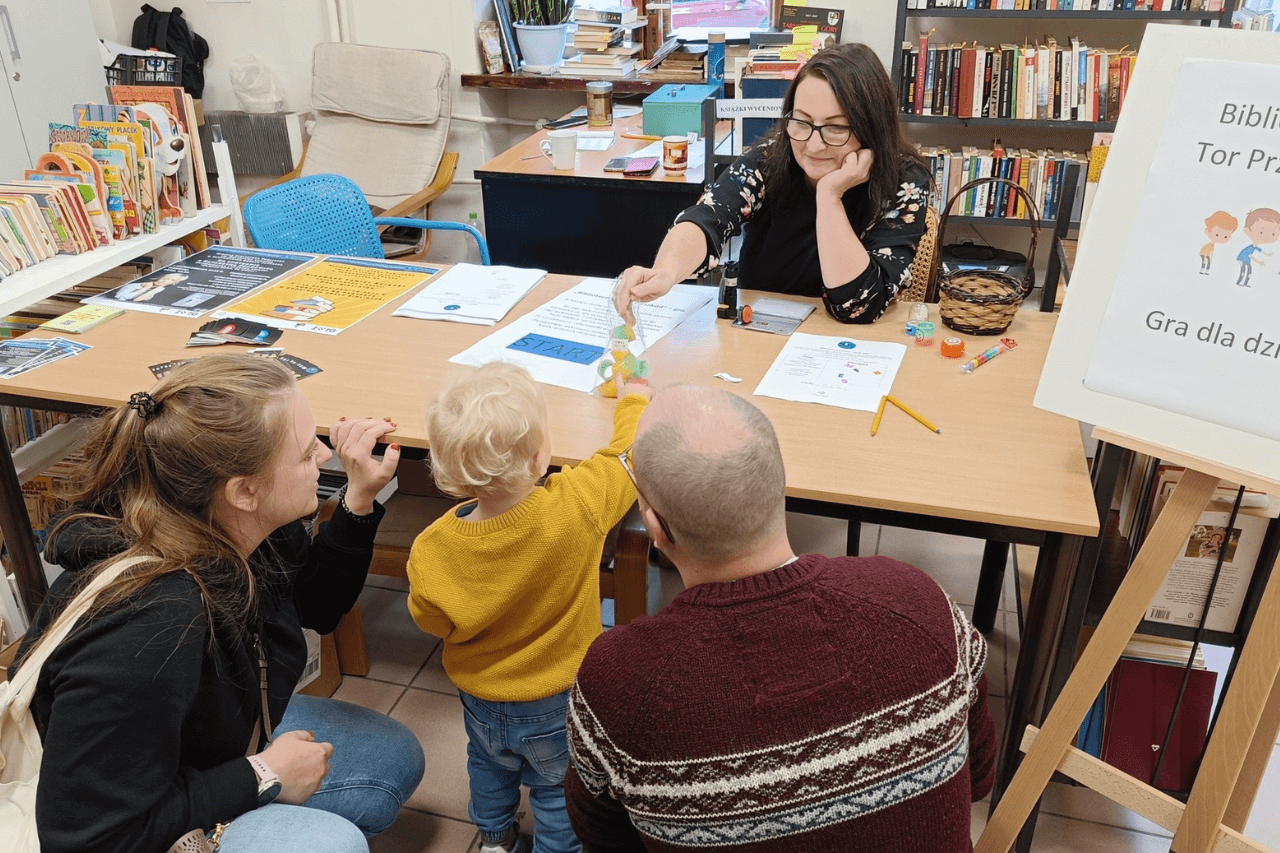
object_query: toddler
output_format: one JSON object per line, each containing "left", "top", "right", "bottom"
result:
{"left": 407, "top": 361, "right": 650, "bottom": 853}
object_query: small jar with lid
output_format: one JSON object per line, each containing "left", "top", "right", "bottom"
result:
{"left": 586, "top": 81, "right": 613, "bottom": 127}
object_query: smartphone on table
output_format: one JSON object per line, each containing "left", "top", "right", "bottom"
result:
{"left": 623, "top": 157, "right": 660, "bottom": 177}
{"left": 604, "top": 157, "right": 632, "bottom": 172}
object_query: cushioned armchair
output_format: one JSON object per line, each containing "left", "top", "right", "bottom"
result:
{"left": 242, "top": 42, "right": 459, "bottom": 259}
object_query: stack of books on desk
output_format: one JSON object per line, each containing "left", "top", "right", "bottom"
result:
{"left": 747, "top": 47, "right": 802, "bottom": 76}
{"left": 641, "top": 44, "right": 706, "bottom": 81}
{"left": 562, "top": 50, "right": 639, "bottom": 78}
{"left": 573, "top": 21, "right": 626, "bottom": 51}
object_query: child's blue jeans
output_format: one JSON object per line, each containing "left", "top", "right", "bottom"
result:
{"left": 459, "top": 688, "right": 582, "bottom": 853}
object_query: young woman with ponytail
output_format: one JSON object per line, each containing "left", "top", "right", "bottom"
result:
{"left": 14, "top": 355, "right": 425, "bottom": 853}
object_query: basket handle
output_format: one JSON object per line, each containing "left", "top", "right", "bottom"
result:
{"left": 931, "top": 176, "right": 1043, "bottom": 299}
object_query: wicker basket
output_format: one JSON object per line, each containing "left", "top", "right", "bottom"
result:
{"left": 931, "top": 177, "right": 1042, "bottom": 335}
{"left": 895, "top": 206, "right": 938, "bottom": 305}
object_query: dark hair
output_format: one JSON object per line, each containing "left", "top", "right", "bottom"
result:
{"left": 761, "top": 43, "right": 926, "bottom": 231}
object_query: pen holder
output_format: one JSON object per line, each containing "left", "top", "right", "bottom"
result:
{"left": 932, "top": 177, "right": 1041, "bottom": 335}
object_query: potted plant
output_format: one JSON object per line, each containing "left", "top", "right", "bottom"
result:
{"left": 511, "top": 0, "right": 574, "bottom": 68}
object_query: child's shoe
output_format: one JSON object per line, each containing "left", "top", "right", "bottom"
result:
{"left": 478, "top": 823, "right": 531, "bottom": 853}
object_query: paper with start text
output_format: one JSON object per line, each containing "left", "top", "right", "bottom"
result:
{"left": 448, "top": 277, "right": 713, "bottom": 392}
{"left": 753, "top": 332, "right": 906, "bottom": 411}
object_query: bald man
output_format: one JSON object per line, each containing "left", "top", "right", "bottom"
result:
{"left": 566, "top": 386, "right": 995, "bottom": 852}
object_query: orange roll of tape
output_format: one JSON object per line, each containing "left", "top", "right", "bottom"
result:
{"left": 941, "top": 337, "right": 965, "bottom": 358}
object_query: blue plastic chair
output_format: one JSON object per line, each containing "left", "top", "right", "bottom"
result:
{"left": 243, "top": 173, "right": 489, "bottom": 264}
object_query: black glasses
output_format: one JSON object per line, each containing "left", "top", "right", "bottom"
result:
{"left": 620, "top": 445, "right": 675, "bottom": 544}
{"left": 783, "top": 113, "right": 855, "bottom": 147}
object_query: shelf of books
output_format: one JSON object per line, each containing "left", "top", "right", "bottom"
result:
{"left": 0, "top": 204, "right": 231, "bottom": 319}
{"left": 903, "top": 9, "right": 1224, "bottom": 19}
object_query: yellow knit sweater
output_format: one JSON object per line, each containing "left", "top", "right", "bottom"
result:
{"left": 406, "top": 394, "right": 647, "bottom": 701}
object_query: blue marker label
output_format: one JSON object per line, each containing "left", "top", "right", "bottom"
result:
{"left": 838, "top": 341, "right": 856, "bottom": 349}
{"left": 445, "top": 304, "right": 460, "bottom": 311}
{"left": 508, "top": 334, "right": 605, "bottom": 365}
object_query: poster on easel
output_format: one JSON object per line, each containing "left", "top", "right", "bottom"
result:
{"left": 1035, "top": 25, "right": 1280, "bottom": 488}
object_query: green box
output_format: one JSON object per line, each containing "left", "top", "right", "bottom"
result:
{"left": 642, "top": 84, "right": 719, "bottom": 138}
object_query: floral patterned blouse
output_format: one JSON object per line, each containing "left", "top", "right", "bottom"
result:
{"left": 675, "top": 141, "right": 931, "bottom": 323}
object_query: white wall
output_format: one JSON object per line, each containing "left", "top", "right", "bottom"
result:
{"left": 88, "top": 0, "right": 903, "bottom": 261}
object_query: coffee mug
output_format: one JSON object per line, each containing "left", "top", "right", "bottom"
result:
{"left": 662, "top": 135, "right": 689, "bottom": 174}
{"left": 540, "top": 129, "right": 578, "bottom": 170}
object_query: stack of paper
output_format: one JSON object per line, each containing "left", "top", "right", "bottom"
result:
{"left": 0, "top": 338, "right": 91, "bottom": 379}
{"left": 393, "top": 264, "right": 547, "bottom": 326}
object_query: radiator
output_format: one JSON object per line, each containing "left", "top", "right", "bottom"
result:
{"left": 198, "top": 111, "right": 306, "bottom": 177}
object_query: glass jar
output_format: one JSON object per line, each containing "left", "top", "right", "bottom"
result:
{"left": 586, "top": 81, "right": 613, "bottom": 127}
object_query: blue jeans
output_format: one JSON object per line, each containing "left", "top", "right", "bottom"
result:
{"left": 460, "top": 689, "right": 582, "bottom": 853}
{"left": 217, "top": 695, "right": 426, "bottom": 853}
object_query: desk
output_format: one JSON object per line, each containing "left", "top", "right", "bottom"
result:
{"left": 476, "top": 114, "right": 718, "bottom": 277}
{"left": 0, "top": 273, "right": 1097, "bottom": 824}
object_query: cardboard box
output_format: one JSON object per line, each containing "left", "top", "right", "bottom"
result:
{"left": 643, "top": 84, "right": 720, "bottom": 138}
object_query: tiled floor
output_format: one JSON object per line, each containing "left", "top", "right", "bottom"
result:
{"left": 342, "top": 513, "right": 1280, "bottom": 852}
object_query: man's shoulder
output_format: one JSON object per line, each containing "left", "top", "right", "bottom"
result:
{"left": 576, "top": 606, "right": 691, "bottom": 690}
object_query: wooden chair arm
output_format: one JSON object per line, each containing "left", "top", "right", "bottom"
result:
{"left": 380, "top": 150, "right": 459, "bottom": 218}
{"left": 237, "top": 141, "right": 311, "bottom": 211}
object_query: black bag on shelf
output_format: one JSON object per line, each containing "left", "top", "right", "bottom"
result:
{"left": 130, "top": 4, "right": 210, "bottom": 98}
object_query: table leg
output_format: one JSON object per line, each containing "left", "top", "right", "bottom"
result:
{"left": 977, "top": 469, "right": 1218, "bottom": 853}
{"left": 613, "top": 503, "right": 650, "bottom": 625}
{"left": 846, "top": 520, "right": 861, "bottom": 557}
{"left": 973, "top": 541, "right": 1009, "bottom": 635}
{"left": 1172, "top": 547, "right": 1280, "bottom": 852}
{"left": 0, "top": 437, "right": 48, "bottom": 620}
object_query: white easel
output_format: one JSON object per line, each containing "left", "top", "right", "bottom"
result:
{"left": 978, "top": 24, "right": 1280, "bottom": 853}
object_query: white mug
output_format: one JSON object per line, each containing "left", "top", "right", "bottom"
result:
{"left": 540, "top": 129, "right": 577, "bottom": 170}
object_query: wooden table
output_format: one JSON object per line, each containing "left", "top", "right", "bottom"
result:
{"left": 476, "top": 113, "right": 718, "bottom": 277}
{"left": 0, "top": 271, "right": 1098, "bottom": 825}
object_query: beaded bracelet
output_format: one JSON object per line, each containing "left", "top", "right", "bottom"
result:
{"left": 337, "top": 485, "right": 379, "bottom": 524}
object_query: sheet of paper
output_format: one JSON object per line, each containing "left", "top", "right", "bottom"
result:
{"left": 753, "top": 332, "right": 906, "bottom": 412}
{"left": 449, "top": 277, "right": 714, "bottom": 392}
{"left": 217, "top": 258, "right": 439, "bottom": 335}
{"left": 393, "top": 263, "right": 547, "bottom": 325}
{"left": 577, "top": 131, "right": 615, "bottom": 151}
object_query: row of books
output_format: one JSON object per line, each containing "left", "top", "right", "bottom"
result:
{"left": 906, "top": 0, "right": 1224, "bottom": 9}
{"left": 916, "top": 143, "right": 1088, "bottom": 222}
{"left": 1076, "top": 635, "right": 1216, "bottom": 793}
{"left": 1, "top": 407, "right": 72, "bottom": 456}
{"left": 0, "top": 86, "right": 213, "bottom": 281}
{"left": 899, "top": 37, "right": 1136, "bottom": 122}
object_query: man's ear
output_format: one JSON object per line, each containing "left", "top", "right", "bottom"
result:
{"left": 222, "top": 475, "right": 261, "bottom": 515}
{"left": 640, "top": 502, "right": 672, "bottom": 550}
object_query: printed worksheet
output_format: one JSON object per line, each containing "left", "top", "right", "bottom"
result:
{"left": 449, "top": 277, "right": 713, "bottom": 392}
{"left": 753, "top": 332, "right": 906, "bottom": 411}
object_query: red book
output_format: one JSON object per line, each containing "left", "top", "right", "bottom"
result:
{"left": 1118, "top": 54, "right": 1134, "bottom": 117}
{"left": 1006, "top": 156, "right": 1022, "bottom": 218}
{"left": 1100, "top": 659, "right": 1216, "bottom": 792}
{"left": 957, "top": 48, "right": 976, "bottom": 119}
{"left": 914, "top": 32, "right": 929, "bottom": 116}
{"left": 1092, "top": 54, "right": 1103, "bottom": 125}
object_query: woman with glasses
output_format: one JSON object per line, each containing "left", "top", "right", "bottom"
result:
{"left": 614, "top": 43, "right": 929, "bottom": 325}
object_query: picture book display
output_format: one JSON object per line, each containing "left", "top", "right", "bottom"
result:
{"left": 86, "top": 246, "right": 314, "bottom": 318}
{"left": 218, "top": 258, "right": 440, "bottom": 335}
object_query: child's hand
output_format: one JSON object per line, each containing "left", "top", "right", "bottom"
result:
{"left": 616, "top": 373, "right": 652, "bottom": 401}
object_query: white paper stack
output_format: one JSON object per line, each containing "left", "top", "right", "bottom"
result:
{"left": 393, "top": 264, "right": 547, "bottom": 326}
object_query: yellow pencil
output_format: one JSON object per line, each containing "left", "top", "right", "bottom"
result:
{"left": 887, "top": 395, "right": 942, "bottom": 434}
{"left": 870, "top": 395, "right": 888, "bottom": 436}
{"left": 622, "top": 132, "right": 662, "bottom": 141}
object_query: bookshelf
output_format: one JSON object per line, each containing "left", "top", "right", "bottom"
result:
{"left": 891, "top": 2, "right": 1236, "bottom": 240}
{"left": 0, "top": 205, "right": 231, "bottom": 318}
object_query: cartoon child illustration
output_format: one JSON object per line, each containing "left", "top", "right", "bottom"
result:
{"left": 1199, "top": 529, "right": 1226, "bottom": 559}
{"left": 1200, "top": 210, "right": 1238, "bottom": 275}
{"left": 1236, "top": 207, "right": 1280, "bottom": 287}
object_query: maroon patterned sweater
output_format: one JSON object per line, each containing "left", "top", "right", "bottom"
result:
{"left": 566, "top": 554, "right": 996, "bottom": 852}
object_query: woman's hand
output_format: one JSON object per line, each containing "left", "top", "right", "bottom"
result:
{"left": 817, "top": 148, "right": 875, "bottom": 202}
{"left": 330, "top": 417, "right": 400, "bottom": 515}
{"left": 257, "top": 730, "right": 334, "bottom": 805}
{"left": 614, "top": 266, "right": 679, "bottom": 325}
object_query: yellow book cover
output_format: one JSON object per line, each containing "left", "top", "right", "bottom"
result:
{"left": 40, "top": 304, "right": 124, "bottom": 334}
